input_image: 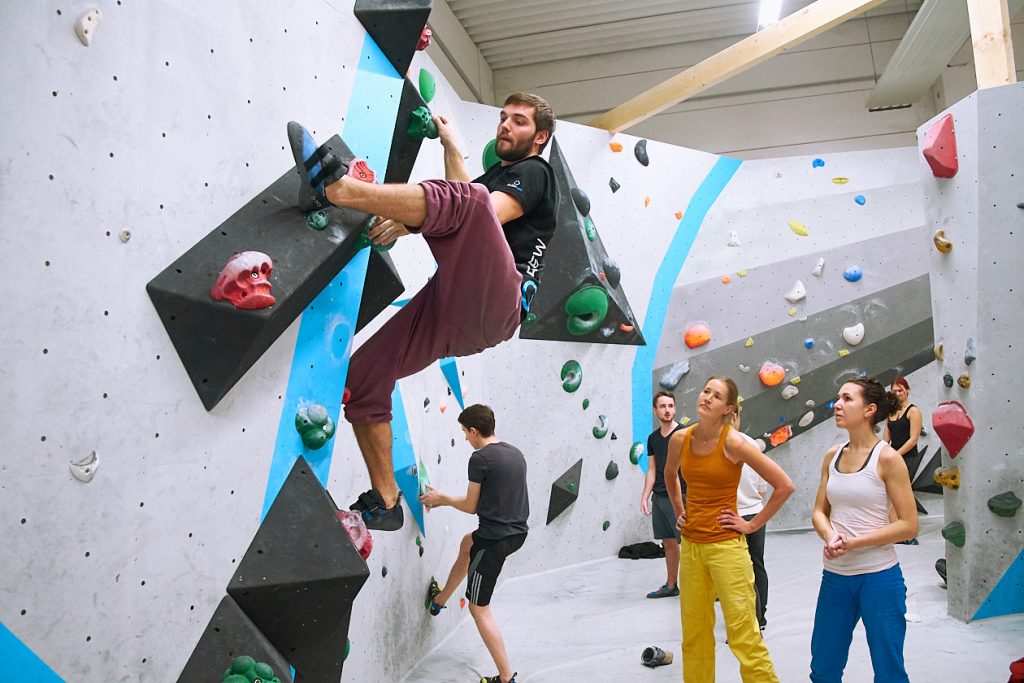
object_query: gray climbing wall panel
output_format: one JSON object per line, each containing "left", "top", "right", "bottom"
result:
{"left": 920, "top": 82, "right": 1024, "bottom": 622}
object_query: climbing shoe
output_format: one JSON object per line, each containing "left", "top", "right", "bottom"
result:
{"left": 350, "top": 489, "right": 404, "bottom": 531}
{"left": 647, "top": 584, "right": 679, "bottom": 599}
{"left": 287, "top": 121, "right": 350, "bottom": 212}
{"left": 896, "top": 538, "right": 920, "bottom": 545}
{"left": 479, "top": 674, "right": 517, "bottom": 683}
{"left": 425, "top": 577, "right": 444, "bottom": 616}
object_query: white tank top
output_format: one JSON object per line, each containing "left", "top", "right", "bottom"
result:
{"left": 823, "top": 440, "right": 898, "bottom": 576}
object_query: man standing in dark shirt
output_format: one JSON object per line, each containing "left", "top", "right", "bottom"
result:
{"left": 286, "top": 93, "right": 556, "bottom": 531}
{"left": 420, "top": 404, "right": 529, "bottom": 683}
{"left": 641, "top": 391, "right": 685, "bottom": 598}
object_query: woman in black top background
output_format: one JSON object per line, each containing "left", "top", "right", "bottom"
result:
{"left": 882, "top": 376, "right": 923, "bottom": 544}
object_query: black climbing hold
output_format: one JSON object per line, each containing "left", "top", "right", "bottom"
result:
{"left": 610, "top": 432, "right": 617, "bottom": 440}
{"left": 519, "top": 138, "right": 644, "bottom": 346}
{"left": 146, "top": 134, "right": 404, "bottom": 411}
{"left": 353, "top": 0, "right": 433, "bottom": 77}
{"left": 602, "top": 257, "right": 621, "bottom": 289}
{"left": 176, "top": 596, "right": 294, "bottom": 683}
{"left": 546, "top": 458, "right": 583, "bottom": 525}
{"left": 570, "top": 187, "right": 591, "bottom": 217}
{"left": 384, "top": 78, "right": 430, "bottom": 184}
{"left": 602, "top": 520, "right": 610, "bottom": 531}
{"left": 634, "top": 139, "right": 649, "bottom": 166}
{"left": 423, "top": 397, "right": 430, "bottom": 408}
{"left": 609, "top": 177, "right": 620, "bottom": 193}
{"left": 418, "top": 546, "right": 424, "bottom": 557}
{"left": 382, "top": 566, "right": 388, "bottom": 578}
{"left": 605, "top": 460, "right": 619, "bottom": 480}
{"left": 943, "top": 373, "right": 954, "bottom": 388}
{"left": 1017, "top": 202, "right": 1024, "bottom": 209}
{"left": 227, "top": 458, "right": 369, "bottom": 682}
{"left": 935, "top": 558, "right": 947, "bottom": 584}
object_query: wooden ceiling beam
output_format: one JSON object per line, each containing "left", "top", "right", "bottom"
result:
{"left": 967, "top": 0, "right": 1018, "bottom": 89}
{"left": 588, "top": 0, "right": 890, "bottom": 133}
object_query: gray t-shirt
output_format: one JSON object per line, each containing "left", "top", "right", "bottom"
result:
{"left": 468, "top": 442, "right": 530, "bottom": 540}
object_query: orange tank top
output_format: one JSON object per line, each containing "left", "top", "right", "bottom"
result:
{"left": 679, "top": 423, "right": 743, "bottom": 543}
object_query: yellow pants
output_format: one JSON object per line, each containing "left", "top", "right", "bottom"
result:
{"left": 679, "top": 536, "right": 779, "bottom": 683}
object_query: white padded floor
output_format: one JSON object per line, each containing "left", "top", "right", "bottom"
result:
{"left": 402, "top": 516, "right": 1023, "bottom": 682}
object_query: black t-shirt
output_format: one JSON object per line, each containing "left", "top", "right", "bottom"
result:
{"left": 648, "top": 424, "right": 686, "bottom": 496}
{"left": 474, "top": 157, "right": 557, "bottom": 317}
{"left": 887, "top": 404, "right": 919, "bottom": 458}
{"left": 468, "top": 441, "right": 530, "bottom": 540}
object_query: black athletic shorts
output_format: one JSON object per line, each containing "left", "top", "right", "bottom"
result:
{"left": 466, "top": 531, "right": 527, "bottom": 607}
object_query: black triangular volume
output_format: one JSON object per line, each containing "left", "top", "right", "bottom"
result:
{"left": 146, "top": 135, "right": 403, "bottom": 411}
{"left": 227, "top": 458, "right": 370, "bottom": 682}
{"left": 384, "top": 78, "right": 428, "bottom": 184}
{"left": 176, "top": 596, "right": 294, "bottom": 683}
{"left": 354, "top": 0, "right": 433, "bottom": 76}
{"left": 519, "top": 137, "right": 644, "bottom": 346}
{"left": 546, "top": 458, "right": 583, "bottom": 525}
{"left": 911, "top": 446, "right": 943, "bottom": 495}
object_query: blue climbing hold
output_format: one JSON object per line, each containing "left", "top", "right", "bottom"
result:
{"left": 812, "top": 158, "right": 825, "bottom": 168}
{"left": 804, "top": 338, "right": 815, "bottom": 349}
{"left": 826, "top": 400, "right": 836, "bottom": 410}
{"left": 854, "top": 195, "right": 866, "bottom": 205}
{"left": 843, "top": 265, "right": 863, "bottom": 282}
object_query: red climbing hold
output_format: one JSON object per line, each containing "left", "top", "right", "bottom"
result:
{"left": 417, "top": 26, "right": 432, "bottom": 51}
{"left": 932, "top": 400, "right": 974, "bottom": 458}
{"left": 210, "top": 251, "right": 276, "bottom": 310}
{"left": 348, "top": 159, "right": 376, "bottom": 184}
{"left": 342, "top": 387, "right": 352, "bottom": 404}
{"left": 922, "top": 114, "right": 958, "bottom": 178}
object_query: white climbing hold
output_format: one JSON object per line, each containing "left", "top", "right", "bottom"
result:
{"left": 805, "top": 399, "right": 816, "bottom": 408}
{"left": 843, "top": 322, "right": 865, "bottom": 346}
{"left": 738, "top": 364, "right": 751, "bottom": 373}
{"left": 812, "top": 258, "right": 825, "bottom": 277}
{"left": 799, "top": 411, "right": 815, "bottom": 427}
{"left": 727, "top": 231, "right": 741, "bottom": 247}
{"left": 781, "top": 385, "right": 799, "bottom": 400}
{"left": 785, "top": 280, "right": 806, "bottom": 303}
{"left": 70, "top": 450, "right": 99, "bottom": 482}
{"left": 754, "top": 438, "right": 767, "bottom": 452}
{"left": 75, "top": 8, "right": 103, "bottom": 46}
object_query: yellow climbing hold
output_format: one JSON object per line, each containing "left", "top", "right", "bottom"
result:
{"left": 789, "top": 220, "right": 808, "bottom": 237}
{"left": 680, "top": 416, "right": 690, "bottom": 426}
{"left": 745, "top": 337, "right": 754, "bottom": 348}
{"left": 644, "top": 196, "right": 651, "bottom": 207}
{"left": 788, "top": 307, "right": 797, "bottom": 317}
{"left": 832, "top": 177, "right": 849, "bottom": 185}
{"left": 934, "top": 344, "right": 944, "bottom": 362}
{"left": 838, "top": 349, "right": 850, "bottom": 357}
{"left": 790, "top": 376, "right": 801, "bottom": 385}
{"left": 737, "top": 270, "right": 748, "bottom": 277}
{"left": 737, "top": 396, "right": 744, "bottom": 404}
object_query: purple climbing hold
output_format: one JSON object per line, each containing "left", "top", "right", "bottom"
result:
{"left": 609, "top": 177, "right": 620, "bottom": 193}
{"left": 812, "top": 158, "right": 825, "bottom": 168}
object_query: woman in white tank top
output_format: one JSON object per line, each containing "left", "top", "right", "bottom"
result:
{"left": 809, "top": 377, "right": 918, "bottom": 683}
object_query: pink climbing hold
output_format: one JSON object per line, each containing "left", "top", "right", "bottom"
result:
{"left": 348, "top": 159, "right": 376, "bottom": 184}
{"left": 932, "top": 400, "right": 974, "bottom": 458}
{"left": 922, "top": 114, "right": 958, "bottom": 178}
{"left": 210, "top": 251, "right": 276, "bottom": 310}
{"left": 337, "top": 509, "right": 373, "bottom": 560}
{"left": 417, "top": 26, "right": 432, "bottom": 51}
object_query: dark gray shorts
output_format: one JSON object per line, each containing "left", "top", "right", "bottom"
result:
{"left": 651, "top": 492, "right": 680, "bottom": 541}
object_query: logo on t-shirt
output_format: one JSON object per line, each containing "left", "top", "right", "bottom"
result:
{"left": 506, "top": 179, "right": 523, "bottom": 192}
{"left": 524, "top": 237, "right": 547, "bottom": 278}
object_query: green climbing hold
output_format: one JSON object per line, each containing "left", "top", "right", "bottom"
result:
{"left": 306, "top": 210, "right": 329, "bottom": 230}
{"left": 602, "top": 520, "right": 610, "bottom": 531}
{"left": 629, "top": 442, "right": 644, "bottom": 465}
{"left": 407, "top": 105, "right": 438, "bottom": 141}
{"left": 482, "top": 138, "right": 500, "bottom": 171}
{"left": 583, "top": 215, "right": 597, "bottom": 241}
{"left": 295, "top": 403, "right": 336, "bottom": 450}
{"left": 416, "top": 535, "right": 422, "bottom": 547}
{"left": 582, "top": 398, "right": 590, "bottom": 410}
{"left": 564, "top": 285, "right": 610, "bottom": 336}
{"left": 222, "top": 656, "right": 281, "bottom": 683}
{"left": 988, "top": 491, "right": 1022, "bottom": 518}
{"left": 592, "top": 414, "right": 609, "bottom": 439}
{"left": 355, "top": 221, "right": 395, "bottom": 253}
{"left": 344, "top": 638, "right": 351, "bottom": 661}
{"left": 524, "top": 312, "right": 538, "bottom": 324}
{"left": 560, "top": 360, "right": 583, "bottom": 392}
{"left": 941, "top": 521, "right": 966, "bottom": 548}
{"left": 418, "top": 68, "right": 436, "bottom": 103}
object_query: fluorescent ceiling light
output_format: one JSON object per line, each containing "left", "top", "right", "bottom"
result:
{"left": 758, "top": 0, "right": 784, "bottom": 28}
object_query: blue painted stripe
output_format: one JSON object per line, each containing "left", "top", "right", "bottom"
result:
{"left": 261, "top": 35, "right": 403, "bottom": 518}
{"left": 391, "top": 383, "right": 426, "bottom": 534}
{"left": 439, "top": 357, "right": 465, "bottom": 410}
{"left": 631, "top": 157, "right": 742, "bottom": 473}
{"left": 972, "top": 546, "right": 1024, "bottom": 620}
{"left": 0, "top": 623, "right": 64, "bottom": 683}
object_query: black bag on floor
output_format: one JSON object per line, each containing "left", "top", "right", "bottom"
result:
{"left": 618, "top": 541, "right": 665, "bottom": 560}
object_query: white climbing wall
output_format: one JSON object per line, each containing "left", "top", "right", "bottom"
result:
{"left": 919, "top": 82, "right": 1024, "bottom": 622}
{"left": 0, "top": 2, "right": 983, "bottom": 682}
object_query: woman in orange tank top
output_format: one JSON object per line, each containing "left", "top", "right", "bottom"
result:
{"left": 664, "top": 377, "right": 795, "bottom": 683}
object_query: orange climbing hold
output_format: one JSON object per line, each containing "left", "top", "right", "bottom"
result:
{"left": 674, "top": 211, "right": 683, "bottom": 220}
{"left": 459, "top": 598, "right": 466, "bottom": 608}
{"left": 769, "top": 425, "right": 793, "bottom": 447}
{"left": 609, "top": 142, "right": 623, "bottom": 152}
{"left": 684, "top": 323, "right": 712, "bottom": 349}
{"left": 644, "top": 196, "right": 651, "bottom": 207}
{"left": 758, "top": 362, "right": 786, "bottom": 387}
{"left": 619, "top": 323, "right": 635, "bottom": 333}
{"left": 721, "top": 276, "right": 731, "bottom": 284}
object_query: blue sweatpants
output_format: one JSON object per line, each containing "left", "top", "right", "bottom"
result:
{"left": 810, "top": 564, "right": 908, "bottom": 683}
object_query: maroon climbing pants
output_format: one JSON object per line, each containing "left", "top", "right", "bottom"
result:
{"left": 344, "top": 180, "right": 522, "bottom": 424}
